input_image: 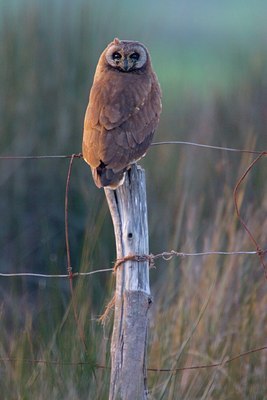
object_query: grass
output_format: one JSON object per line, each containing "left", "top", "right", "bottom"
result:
{"left": 0, "top": 1, "right": 267, "bottom": 399}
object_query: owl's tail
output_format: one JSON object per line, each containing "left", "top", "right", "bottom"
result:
{"left": 92, "top": 163, "right": 126, "bottom": 189}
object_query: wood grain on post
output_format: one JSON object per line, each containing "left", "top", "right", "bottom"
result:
{"left": 104, "top": 164, "right": 151, "bottom": 400}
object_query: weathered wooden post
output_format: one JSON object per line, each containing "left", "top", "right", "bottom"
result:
{"left": 104, "top": 164, "right": 151, "bottom": 400}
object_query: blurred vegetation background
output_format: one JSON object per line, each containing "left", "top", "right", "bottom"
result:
{"left": 0, "top": 0, "right": 267, "bottom": 398}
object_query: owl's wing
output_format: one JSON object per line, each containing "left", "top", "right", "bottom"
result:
{"left": 83, "top": 72, "right": 161, "bottom": 174}
{"left": 99, "top": 79, "right": 161, "bottom": 170}
{"left": 85, "top": 71, "right": 153, "bottom": 130}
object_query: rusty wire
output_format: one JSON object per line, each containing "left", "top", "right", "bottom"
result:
{"left": 0, "top": 344, "right": 266, "bottom": 373}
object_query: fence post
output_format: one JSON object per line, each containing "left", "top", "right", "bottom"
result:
{"left": 104, "top": 164, "right": 151, "bottom": 400}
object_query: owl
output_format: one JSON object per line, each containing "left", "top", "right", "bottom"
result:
{"left": 82, "top": 38, "right": 162, "bottom": 188}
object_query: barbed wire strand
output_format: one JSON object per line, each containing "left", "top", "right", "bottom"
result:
{"left": 0, "top": 153, "right": 83, "bottom": 160}
{"left": 1, "top": 345, "right": 266, "bottom": 373}
{"left": 0, "top": 250, "right": 266, "bottom": 279}
{"left": 113, "top": 249, "right": 267, "bottom": 271}
{"left": 151, "top": 141, "right": 264, "bottom": 154}
{"left": 0, "top": 140, "right": 266, "bottom": 161}
{"left": 148, "top": 344, "right": 267, "bottom": 372}
{"left": 233, "top": 151, "right": 267, "bottom": 279}
{"left": 0, "top": 269, "right": 114, "bottom": 278}
{"left": 65, "top": 154, "right": 87, "bottom": 351}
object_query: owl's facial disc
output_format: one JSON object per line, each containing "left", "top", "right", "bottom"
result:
{"left": 106, "top": 43, "right": 147, "bottom": 71}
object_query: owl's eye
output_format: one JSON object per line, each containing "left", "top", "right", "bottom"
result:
{"left": 112, "top": 52, "right": 122, "bottom": 61}
{"left": 130, "top": 52, "right": 140, "bottom": 61}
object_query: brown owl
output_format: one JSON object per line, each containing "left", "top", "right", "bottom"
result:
{"left": 82, "top": 38, "right": 162, "bottom": 188}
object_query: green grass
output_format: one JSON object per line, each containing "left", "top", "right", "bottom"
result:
{"left": 0, "top": 1, "right": 267, "bottom": 398}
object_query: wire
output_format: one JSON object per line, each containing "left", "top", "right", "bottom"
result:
{"left": 0, "top": 140, "right": 266, "bottom": 160}
{"left": 0, "top": 268, "right": 113, "bottom": 278}
{"left": 151, "top": 140, "right": 264, "bottom": 154}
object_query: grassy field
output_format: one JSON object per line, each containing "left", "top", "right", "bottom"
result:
{"left": 0, "top": 1, "right": 267, "bottom": 398}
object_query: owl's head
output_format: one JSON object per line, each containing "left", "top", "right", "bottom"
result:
{"left": 104, "top": 38, "right": 149, "bottom": 72}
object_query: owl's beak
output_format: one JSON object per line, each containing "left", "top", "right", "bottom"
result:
{"left": 123, "top": 59, "right": 129, "bottom": 71}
